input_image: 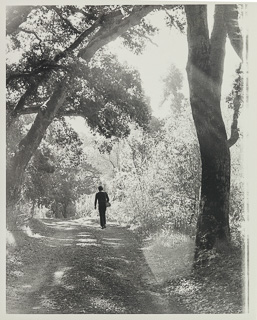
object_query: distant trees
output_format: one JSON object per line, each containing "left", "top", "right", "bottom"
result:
{"left": 23, "top": 118, "right": 98, "bottom": 219}
{"left": 6, "top": 113, "right": 99, "bottom": 219}
{"left": 102, "top": 65, "right": 201, "bottom": 234}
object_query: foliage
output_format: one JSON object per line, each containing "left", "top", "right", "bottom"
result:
{"left": 95, "top": 66, "right": 201, "bottom": 236}
{"left": 108, "top": 108, "right": 200, "bottom": 235}
{"left": 121, "top": 17, "right": 158, "bottom": 54}
{"left": 162, "top": 246, "right": 243, "bottom": 313}
{"left": 20, "top": 117, "right": 99, "bottom": 218}
{"left": 163, "top": 5, "right": 186, "bottom": 33}
{"left": 73, "top": 52, "right": 152, "bottom": 138}
{"left": 6, "top": 5, "right": 162, "bottom": 169}
{"left": 91, "top": 63, "right": 245, "bottom": 247}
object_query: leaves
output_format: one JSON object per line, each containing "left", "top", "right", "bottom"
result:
{"left": 101, "top": 68, "right": 201, "bottom": 234}
{"left": 19, "top": 117, "right": 99, "bottom": 216}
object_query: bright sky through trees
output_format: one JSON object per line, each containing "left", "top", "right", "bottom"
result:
{"left": 107, "top": 6, "right": 241, "bottom": 119}
{"left": 58, "top": 5, "right": 241, "bottom": 134}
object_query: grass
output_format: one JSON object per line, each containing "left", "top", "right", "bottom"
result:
{"left": 141, "top": 228, "right": 245, "bottom": 314}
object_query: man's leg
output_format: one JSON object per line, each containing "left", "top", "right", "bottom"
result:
{"left": 99, "top": 209, "right": 103, "bottom": 228}
{"left": 99, "top": 208, "right": 105, "bottom": 228}
{"left": 103, "top": 209, "right": 106, "bottom": 227}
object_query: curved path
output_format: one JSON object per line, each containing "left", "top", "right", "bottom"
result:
{"left": 7, "top": 218, "right": 190, "bottom": 314}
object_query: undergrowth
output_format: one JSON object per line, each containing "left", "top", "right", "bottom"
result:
{"left": 140, "top": 225, "right": 245, "bottom": 314}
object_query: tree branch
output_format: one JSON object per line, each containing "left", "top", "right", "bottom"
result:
{"left": 53, "top": 13, "right": 104, "bottom": 62}
{"left": 6, "top": 64, "right": 69, "bottom": 85}
{"left": 48, "top": 6, "right": 80, "bottom": 34}
{"left": 18, "top": 27, "right": 42, "bottom": 43}
{"left": 7, "top": 13, "right": 103, "bottom": 125}
{"left": 132, "top": 29, "right": 158, "bottom": 47}
{"left": 17, "top": 105, "right": 40, "bottom": 115}
{"left": 227, "top": 65, "right": 242, "bottom": 148}
{"left": 225, "top": 5, "right": 243, "bottom": 60}
{"left": 78, "top": 6, "right": 156, "bottom": 61}
{"left": 8, "top": 6, "right": 156, "bottom": 127}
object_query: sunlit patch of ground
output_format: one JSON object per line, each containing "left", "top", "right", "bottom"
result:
{"left": 6, "top": 217, "right": 192, "bottom": 314}
{"left": 141, "top": 228, "right": 244, "bottom": 313}
{"left": 52, "top": 267, "right": 73, "bottom": 285}
{"left": 90, "top": 297, "right": 127, "bottom": 313}
{"left": 142, "top": 229, "right": 195, "bottom": 284}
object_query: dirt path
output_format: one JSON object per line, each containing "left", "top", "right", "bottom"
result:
{"left": 7, "top": 218, "right": 190, "bottom": 314}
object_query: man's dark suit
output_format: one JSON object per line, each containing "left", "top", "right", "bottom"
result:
{"left": 95, "top": 191, "right": 109, "bottom": 228}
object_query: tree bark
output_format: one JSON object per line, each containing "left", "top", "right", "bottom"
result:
{"left": 185, "top": 5, "right": 233, "bottom": 263}
{"left": 78, "top": 6, "right": 156, "bottom": 61}
{"left": 6, "top": 79, "right": 67, "bottom": 232}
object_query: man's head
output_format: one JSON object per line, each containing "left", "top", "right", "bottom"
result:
{"left": 98, "top": 186, "right": 103, "bottom": 191}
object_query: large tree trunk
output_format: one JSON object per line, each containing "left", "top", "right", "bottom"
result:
{"left": 185, "top": 5, "right": 232, "bottom": 263}
{"left": 6, "top": 79, "right": 67, "bottom": 234}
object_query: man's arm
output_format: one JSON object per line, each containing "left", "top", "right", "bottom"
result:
{"left": 94, "top": 194, "right": 97, "bottom": 209}
{"left": 106, "top": 192, "right": 109, "bottom": 202}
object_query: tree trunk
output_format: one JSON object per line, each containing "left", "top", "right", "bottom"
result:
{"left": 185, "top": 5, "right": 232, "bottom": 263}
{"left": 6, "top": 79, "right": 67, "bottom": 233}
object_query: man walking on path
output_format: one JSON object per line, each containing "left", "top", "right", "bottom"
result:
{"left": 95, "top": 186, "right": 109, "bottom": 229}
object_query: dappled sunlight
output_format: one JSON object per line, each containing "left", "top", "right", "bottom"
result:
{"left": 6, "top": 230, "right": 16, "bottom": 247}
{"left": 53, "top": 271, "right": 64, "bottom": 285}
{"left": 11, "top": 270, "right": 24, "bottom": 278}
{"left": 52, "top": 225, "right": 77, "bottom": 231}
{"left": 90, "top": 297, "right": 126, "bottom": 313}
{"left": 102, "top": 241, "right": 124, "bottom": 248}
{"left": 105, "top": 256, "right": 133, "bottom": 265}
{"left": 43, "top": 236, "right": 73, "bottom": 248}
{"left": 63, "top": 284, "right": 75, "bottom": 291}
{"left": 101, "top": 236, "right": 126, "bottom": 248}
{"left": 84, "top": 275, "right": 102, "bottom": 287}
{"left": 7, "top": 215, "right": 195, "bottom": 314}
{"left": 55, "top": 238, "right": 73, "bottom": 241}
{"left": 32, "top": 306, "right": 41, "bottom": 311}
{"left": 40, "top": 294, "right": 57, "bottom": 309}
{"left": 174, "top": 279, "right": 200, "bottom": 295}
{"left": 76, "top": 236, "right": 100, "bottom": 246}
{"left": 77, "top": 233, "right": 92, "bottom": 237}
{"left": 103, "top": 237, "right": 123, "bottom": 242}
{"left": 22, "top": 225, "right": 45, "bottom": 238}
{"left": 53, "top": 267, "right": 73, "bottom": 286}
{"left": 77, "top": 238, "right": 96, "bottom": 243}
{"left": 142, "top": 232, "right": 195, "bottom": 284}
{"left": 76, "top": 242, "right": 100, "bottom": 247}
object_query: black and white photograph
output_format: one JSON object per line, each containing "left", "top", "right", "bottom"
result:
{"left": 4, "top": 1, "right": 257, "bottom": 317}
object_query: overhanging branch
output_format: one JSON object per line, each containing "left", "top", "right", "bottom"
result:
{"left": 49, "top": 6, "right": 80, "bottom": 34}
{"left": 78, "top": 6, "right": 156, "bottom": 61}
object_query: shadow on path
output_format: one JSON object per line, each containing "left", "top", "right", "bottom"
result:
{"left": 7, "top": 217, "right": 190, "bottom": 314}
